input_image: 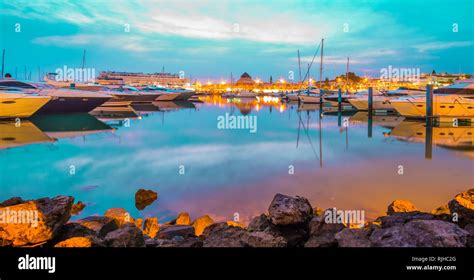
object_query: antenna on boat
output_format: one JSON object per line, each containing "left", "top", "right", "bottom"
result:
{"left": 1, "top": 49, "right": 4, "bottom": 78}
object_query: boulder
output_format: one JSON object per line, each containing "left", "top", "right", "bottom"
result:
{"left": 0, "top": 197, "right": 24, "bottom": 207}
{"left": 104, "top": 225, "right": 145, "bottom": 247}
{"left": 243, "top": 231, "right": 287, "bottom": 247}
{"left": 175, "top": 212, "right": 191, "bottom": 225}
{"left": 305, "top": 219, "right": 345, "bottom": 247}
{"left": 227, "top": 221, "right": 245, "bottom": 228}
{"left": 448, "top": 189, "right": 474, "bottom": 226}
{"left": 143, "top": 218, "right": 159, "bottom": 238}
{"left": 104, "top": 208, "right": 134, "bottom": 226}
{"left": 463, "top": 224, "right": 474, "bottom": 247}
{"left": 202, "top": 223, "right": 249, "bottom": 247}
{"left": 135, "top": 189, "right": 158, "bottom": 210}
{"left": 431, "top": 204, "right": 450, "bottom": 215}
{"left": 53, "top": 222, "right": 97, "bottom": 243}
{"left": 335, "top": 228, "right": 371, "bottom": 247}
{"left": 376, "top": 212, "right": 437, "bottom": 228}
{"left": 0, "top": 196, "right": 74, "bottom": 246}
{"left": 192, "top": 215, "right": 214, "bottom": 236}
{"left": 248, "top": 214, "right": 307, "bottom": 247}
{"left": 134, "top": 218, "right": 143, "bottom": 229}
{"left": 156, "top": 225, "right": 195, "bottom": 239}
{"left": 76, "top": 216, "right": 119, "bottom": 237}
{"left": 268, "top": 194, "right": 313, "bottom": 226}
{"left": 174, "top": 237, "right": 204, "bottom": 248}
{"left": 71, "top": 201, "right": 86, "bottom": 215}
{"left": 387, "top": 199, "right": 418, "bottom": 215}
{"left": 370, "top": 220, "right": 468, "bottom": 247}
{"left": 54, "top": 236, "right": 104, "bottom": 247}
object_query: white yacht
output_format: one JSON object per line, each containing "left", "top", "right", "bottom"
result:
{"left": 390, "top": 94, "right": 474, "bottom": 118}
{"left": 348, "top": 88, "right": 423, "bottom": 111}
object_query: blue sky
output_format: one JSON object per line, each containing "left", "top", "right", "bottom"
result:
{"left": 0, "top": 0, "right": 473, "bottom": 82}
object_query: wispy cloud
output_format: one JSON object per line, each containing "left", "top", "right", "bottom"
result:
{"left": 414, "top": 41, "right": 473, "bottom": 52}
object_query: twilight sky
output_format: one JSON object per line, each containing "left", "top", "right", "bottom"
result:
{"left": 0, "top": 0, "right": 473, "bottom": 82}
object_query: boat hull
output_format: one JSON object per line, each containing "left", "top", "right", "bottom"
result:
{"left": 0, "top": 94, "right": 51, "bottom": 118}
{"left": 35, "top": 96, "right": 110, "bottom": 114}
{"left": 390, "top": 96, "right": 474, "bottom": 118}
{"left": 348, "top": 97, "right": 394, "bottom": 111}
{"left": 155, "top": 91, "right": 194, "bottom": 101}
{"left": 299, "top": 95, "right": 322, "bottom": 103}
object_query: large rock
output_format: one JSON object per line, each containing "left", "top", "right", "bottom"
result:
{"left": 464, "top": 224, "right": 474, "bottom": 247}
{"left": 104, "top": 225, "right": 145, "bottom": 247}
{"left": 335, "top": 228, "right": 371, "bottom": 247}
{"left": 76, "top": 216, "right": 119, "bottom": 237}
{"left": 156, "top": 225, "right": 195, "bottom": 239}
{"left": 202, "top": 223, "right": 249, "bottom": 247}
{"left": 370, "top": 220, "right": 468, "bottom": 247}
{"left": 143, "top": 218, "right": 159, "bottom": 238}
{"left": 0, "top": 197, "right": 24, "bottom": 207}
{"left": 387, "top": 199, "right": 418, "bottom": 215}
{"left": 376, "top": 212, "right": 437, "bottom": 228}
{"left": 53, "top": 222, "right": 97, "bottom": 243}
{"left": 71, "top": 201, "right": 86, "bottom": 215}
{"left": 248, "top": 214, "right": 307, "bottom": 247}
{"left": 0, "top": 196, "right": 74, "bottom": 246}
{"left": 175, "top": 212, "right": 191, "bottom": 225}
{"left": 268, "top": 194, "right": 313, "bottom": 226}
{"left": 135, "top": 189, "right": 158, "bottom": 210}
{"left": 243, "top": 232, "right": 287, "bottom": 247}
{"left": 54, "top": 236, "right": 104, "bottom": 247}
{"left": 431, "top": 204, "right": 450, "bottom": 215}
{"left": 448, "top": 189, "right": 474, "bottom": 226}
{"left": 305, "top": 215, "right": 345, "bottom": 247}
{"left": 192, "top": 215, "right": 214, "bottom": 236}
{"left": 104, "top": 208, "right": 134, "bottom": 226}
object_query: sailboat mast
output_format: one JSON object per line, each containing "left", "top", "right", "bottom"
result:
{"left": 297, "top": 50, "right": 302, "bottom": 83}
{"left": 1, "top": 49, "right": 4, "bottom": 78}
{"left": 345, "top": 57, "right": 349, "bottom": 93}
{"left": 319, "top": 39, "right": 324, "bottom": 90}
{"left": 82, "top": 49, "right": 86, "bottom": 69}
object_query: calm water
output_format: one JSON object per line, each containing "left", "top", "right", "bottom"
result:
{"left": 1, "top": 96, "right": 473, "bottom": 224}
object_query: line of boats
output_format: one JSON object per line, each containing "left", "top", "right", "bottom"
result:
{"left": 281, "top": 80, "right": 474, "bottom": 120}
{"left": 0, "top": 78, "right": 197, "bottom": 119}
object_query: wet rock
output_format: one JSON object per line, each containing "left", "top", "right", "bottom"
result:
{"left": 192, "top": 215, "right": 214, "bottom": 236}
{"left": 104, "top": 224, "right": 145, "bottom": 247}
{"left": 268, "top": 194, "right": 313, "bottom": 226}
{"left": 0, "top": 195, "right": 74, "bottom": 246}
{"left": 376, "top": 212, "right": 436, "bottom": 228}
{"left": 143, "top": 218, "right": 159, "bottom": 238}
{"left": 54, "top": 236, "right": 104, "bottom": 247}
{"left": 0, "top": 197, "right": 24, "bottom": 207}
{"left": 104, "top": 208, "right": 134, "bottom": 226}
{"left": 370, "top": 220, "right": 468, "bottom": 247}
{"left": 448, "top": 189, "right": 474, "bottom": 226}
{"left": 202, "top": 223, "right": 249, "bottom": 247}
{"left": 76, "top": 216, "right": 119, "bottom": 237}
{"left": 71, "top": 201, "right": 86, "bottom": 215}
{"left": 156, "top": 225, "right": 195, "bottom": 239}
{"left": 387, "top": 199, "right": 418, "bottom": 215}
{"left": 464, "top": 224, "right": 474, "bottom": 247}
{"left": 135, "top": 189, "right": 158, "bottom": 210}
{"left": 248, "top": 214, "right": 307, "bottom": 247}
{"left": 335, "top": 228, "right": 371, "bottom": 247}
{"left": 175, "top": 212, "right": 191, "bottom": 225}
{"left": 431, "top": 204, "right": 450, "bottom": 215}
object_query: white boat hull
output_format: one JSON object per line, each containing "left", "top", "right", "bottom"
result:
{"left": 390, "top": 95, "right": 474, "bottom": 118}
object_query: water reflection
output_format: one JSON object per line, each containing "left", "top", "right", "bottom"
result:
{"left": 0, "top": 98, "right": 472, "bottom": 225}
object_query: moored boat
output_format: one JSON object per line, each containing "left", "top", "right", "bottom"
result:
{"left": 390, "top": 94, "right": 474, "bottom": 118}
{"left": 0, "top": 90, "right": 52, "bottom": 118}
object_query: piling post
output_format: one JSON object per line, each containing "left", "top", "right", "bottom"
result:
{"left": 1, "top": 49, "right": 4, "bottom": 78}
{"left": 426, "top": 84, "right": 433, "bottom": 123}
{"left": 368, "top": 87, "right": 373, "bottom": 138}
{"left": 338, "top": 88, "right": 342, "bottom": 111}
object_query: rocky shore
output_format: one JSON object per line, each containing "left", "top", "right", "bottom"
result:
{"left": 0, "top": 189, "right": 472, "bottom": 248}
